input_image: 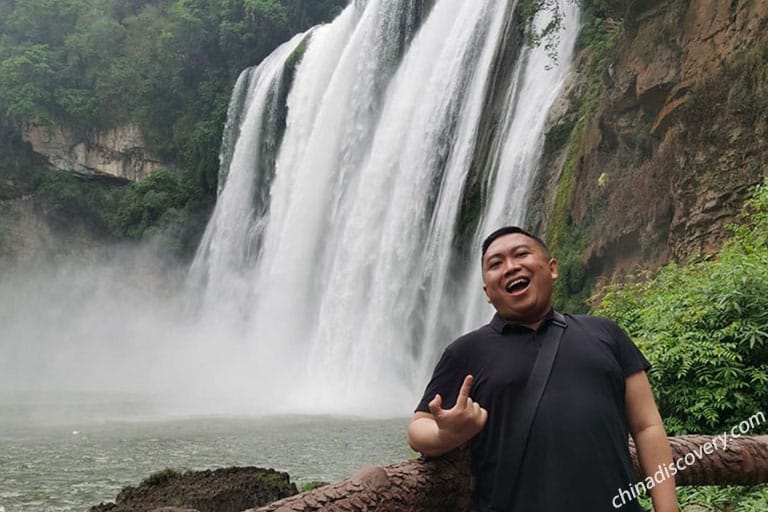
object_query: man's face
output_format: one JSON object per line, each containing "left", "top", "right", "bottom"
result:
{"left": 482, "top": 233, "right": 559, "bottom": 326}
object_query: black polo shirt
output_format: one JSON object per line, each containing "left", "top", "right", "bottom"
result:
{"left": 415, "top": 311, "right": 650, "bottom": 511}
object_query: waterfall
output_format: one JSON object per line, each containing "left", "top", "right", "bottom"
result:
{"left": 189, "top": 0, "right": 581, "bottom": 415}
{"left": 458, "top": 2, "right": 581, "bottom": 336}
{"left": 188, "top": 31, "right": 308, "bottom": 315}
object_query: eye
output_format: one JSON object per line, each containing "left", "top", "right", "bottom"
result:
{"left": 515, "top": 250, "right": 530, "bottom": 258}
{"left": 488, "top": 260, "right": 501, "bottom": 269}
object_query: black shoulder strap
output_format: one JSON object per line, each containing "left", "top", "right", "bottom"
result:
{"left": 489, "top": 311, "right": 567, "bottom": 511}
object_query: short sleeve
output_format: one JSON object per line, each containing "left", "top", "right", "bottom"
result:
{"left": 608, "top": 319, "right": 651, "bottom": 377}
{"left": 415, "top": 348, "right": 465, "bottom": 413}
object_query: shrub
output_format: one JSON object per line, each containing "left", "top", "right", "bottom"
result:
{"left": 107, "top": 168, "right": 195, "bottom": 239}
{"left": 141, "top": 468, "right": 184, "bottom": 487}
{"left": 596, "top": 180, "right": 768, "bottom": 435}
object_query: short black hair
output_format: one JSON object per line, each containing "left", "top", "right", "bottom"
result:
{"left": 481, "top": 226, "right": 550, "bottom": 261}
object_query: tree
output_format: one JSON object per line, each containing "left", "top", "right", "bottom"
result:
{"left": 0, "top": 44, "right": 56, "bottom": 122}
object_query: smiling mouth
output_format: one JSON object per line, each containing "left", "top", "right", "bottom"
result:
{"left": 506, "top": 277, "right": 530, "bottom": 293}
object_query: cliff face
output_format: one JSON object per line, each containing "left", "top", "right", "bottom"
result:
{"left": 534, "top": 0, "right": 768, "bottom": 291}
{"left": 22, "top": 122, "right": 166, "bottom": 182}
{"left": 0, "top": 195, "right": 102, "bottom": 267}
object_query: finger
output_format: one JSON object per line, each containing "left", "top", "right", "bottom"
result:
{"left": 469, "top": 401, "right": 482, "bottom": 421}
{"left": 428, "top": 393, "right": 443, "bottom": 416}
{"left": 456, "top": 374, "right": 473, "bottom": 408}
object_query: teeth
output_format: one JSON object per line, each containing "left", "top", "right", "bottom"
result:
{"left": 506, "top": 278, "right": 528, "bottom": 292}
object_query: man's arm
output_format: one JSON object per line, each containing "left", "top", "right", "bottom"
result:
{"left": 408, "top": 374, "right": 488, "bottom": 457}
{"left": 625, "top": 370, "right": 679, "bottom": 512}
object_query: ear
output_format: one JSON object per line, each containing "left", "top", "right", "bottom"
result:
{"left": 483, "top": 283, "right": 492, "bottom": 303}
{"left": 549, "top": 258, "right": 559, "bottom": 280}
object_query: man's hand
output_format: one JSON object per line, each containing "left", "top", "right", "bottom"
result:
{"left": 429, "top": 375, "right": 488, "bottom": 446}
{"left": 408, "top": 375, "right": 488, "bottom": 457}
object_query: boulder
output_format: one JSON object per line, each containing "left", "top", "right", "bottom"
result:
{"left": 89, "top": 467, "right": 297, "bottom": 512}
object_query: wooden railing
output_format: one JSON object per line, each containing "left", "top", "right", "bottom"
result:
{"left": 246, "top": 435, "right": 768, "bottom": 512}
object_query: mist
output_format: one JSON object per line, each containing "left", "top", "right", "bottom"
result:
{"left": 0, "top": 239, "right": 401, "bottom": 423}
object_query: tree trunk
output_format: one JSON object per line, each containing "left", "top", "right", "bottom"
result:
{"left": 245, "top": 435, "right": 768, "bottom": 512}
{"left": 633, "top": 435, "right": 768, "bottom": 486}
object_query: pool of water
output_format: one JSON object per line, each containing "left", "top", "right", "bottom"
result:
{"left": 0, "top": 397, "right": 413, "bottom": 512}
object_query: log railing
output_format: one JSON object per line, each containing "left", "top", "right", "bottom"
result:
{"left": 245, "top": 435, "right": 768, "bottom": 512}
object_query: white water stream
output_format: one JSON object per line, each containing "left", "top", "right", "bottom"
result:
{"left": 188, "top": 0, "right": 581, "bottom": 414}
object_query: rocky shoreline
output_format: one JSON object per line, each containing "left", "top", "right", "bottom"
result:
{"left": 89, "top": 467, "right": 298, "bottom": 512}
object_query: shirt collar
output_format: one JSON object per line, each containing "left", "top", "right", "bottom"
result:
{"left": 489, "top": 309, "right": 565, "bottom": 334}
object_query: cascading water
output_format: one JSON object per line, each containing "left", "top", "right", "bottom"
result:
{"left": 189, "top": 0, "right": 581, "bottom": 415}
{"left": 188, "top": 32, "right": 308, "bottom": 317}
{"left": 457, "top": 2, "right": 581, "bottom": 336}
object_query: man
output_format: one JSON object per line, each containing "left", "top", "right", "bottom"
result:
{"left": 408, "top": 226, "right": 678, "bottom": 511}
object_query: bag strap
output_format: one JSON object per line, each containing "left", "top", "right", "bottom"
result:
{"left": 489, "top": 311, "right": 567, "bottom": 511}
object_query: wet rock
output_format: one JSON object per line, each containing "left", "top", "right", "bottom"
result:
{"left": 89, "top": 467, "right": 297, "bottom": 512}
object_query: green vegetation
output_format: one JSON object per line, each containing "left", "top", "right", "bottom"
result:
{"left": 517, "top": 0, "right": 633, "bottom": 62}
{"left": 0, "top": 126, "right": 47, "bottom": 200}
{"left": 675, "top": 486, "right": 768, "bottom": 512}
{"left": 552, "top": 222, "right": 589, "bottom": 313}
{"left": 107, "top": 168, "right": 195, "bottom": 239}
{"left": 724, "top": 45, "right": 768, "bottom": 123}
{"left": 0, "top": 0, "right": 346, "bottom": 155}
{"left": 35, "top": 170, "right": 119, "bottom": 233}
{"left": 285, "top": 33, "right": 312, "bottom": 71}
{"left": 596, "top": 180, "right": 768, "bottom": 435}
{"left": 531, "top": 1, "right": 640, "bottom": 312}
{"left": 596, "top": 180, "right": 768, "bottom": 510}
{"left": 636, "top": 485, "right": 768, "bottom": 512}
{"left": 546, "top": 13, "right": 624, "bottom": 312}
{"left": 26, "top": 167, "right": 216, "bottom": 257}
{"left": 141, "top": 467, "right": 186, "bottom": 487}
{"left": 516, "top": 0, "right": 564, "bottom": 62}
{"left": 683, "top": 44, "right": 768, "bottom": 148}
{"left": 720, "top": 46, "right": 768, "bottom": 125}
{"left": 299, "top": 481, "right": 328, "bottom": 492}
{"left": 0, "top": 0, "right": 345, "bottom": 240}
{"left": 541, "top": 119, "right": 575, "bottom": 158}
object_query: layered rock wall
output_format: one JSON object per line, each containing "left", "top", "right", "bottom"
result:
{"left": 532, "top": 0, "right": 768, "bottom": 288}
{"left": 23, "top": 123, "right": 166, "bottom": 181}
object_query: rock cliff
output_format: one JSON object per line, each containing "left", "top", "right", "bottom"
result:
{"left": 532, "top": 0, "right": 768, "bottom": 296}
{"left": 22, "top": 122, "right": 166, "bottom": 182}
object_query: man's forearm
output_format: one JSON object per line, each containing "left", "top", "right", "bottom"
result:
{"left": 634, "top": 424, "right": 679, "bottom": 512}
{"left": 407, "top": 416, "right": 463, "bottom": 457}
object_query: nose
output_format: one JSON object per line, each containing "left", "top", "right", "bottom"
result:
{"left": 502, "top": 257, "right": 520, "bottom": 275}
